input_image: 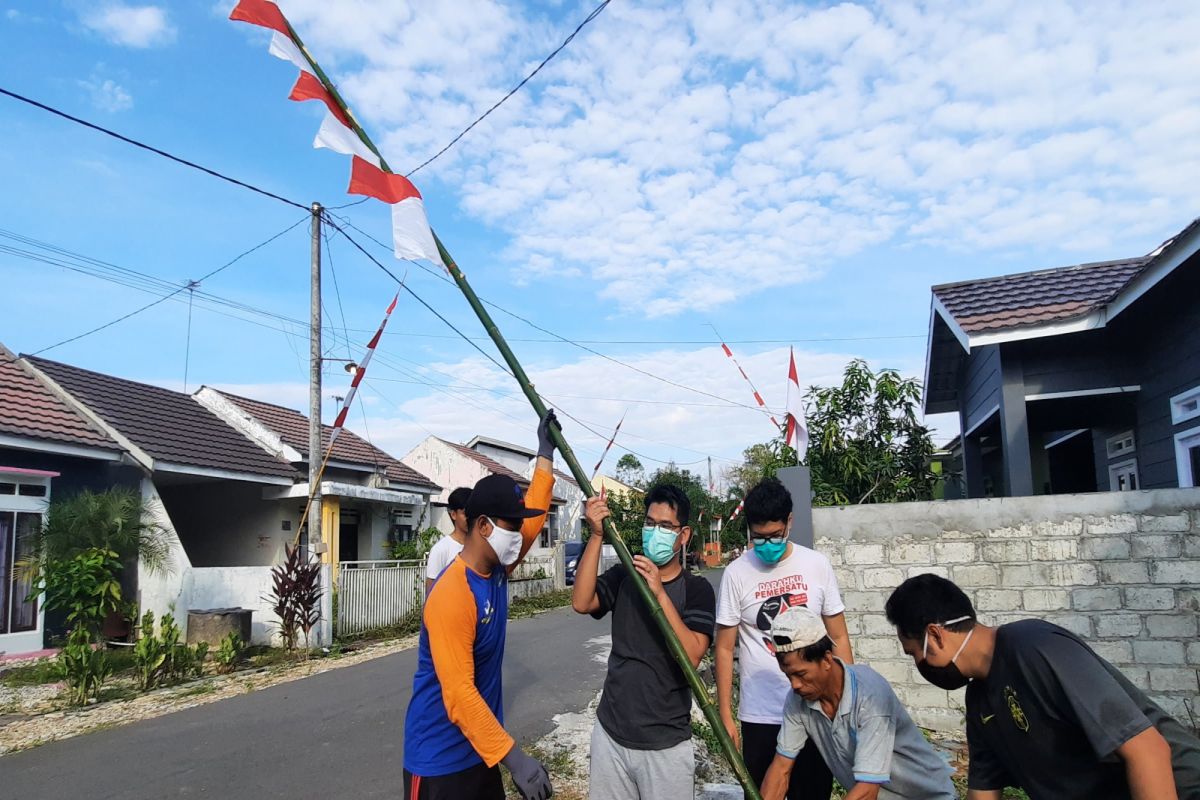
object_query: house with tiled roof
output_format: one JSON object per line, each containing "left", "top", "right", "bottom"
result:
{"left": 401, "top": 433, "right": 580, "bottom": 548}
{"left": 196, "top": 388, "right": 439, "bottom": 565}
{"left": 12, "top": 354, "right": 437, "bottom": 646}
{"left": 924, "top": 216, "right": 1200, "bottom": 497}
{"left": 0, "top": 345, "right": 135, "bottom": 656}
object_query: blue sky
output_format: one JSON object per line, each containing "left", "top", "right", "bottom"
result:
{"left": 2, "top": 1, "right": 1198, "bottom": 479}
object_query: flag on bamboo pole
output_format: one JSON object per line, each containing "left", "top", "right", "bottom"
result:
{"left": 327, "top": 292, "right": 399, "bottom": 449}
{"left": 717, "top": 340, "right": 779, "bottom": 428}
{"left": 229, "top": 0, "right": 445, "bottom": 267}
{"left": 591, "top": 410, "right": 627, "bottom": 479}
{"left": 785, "top": 347, "right": 808, "bottom": 462}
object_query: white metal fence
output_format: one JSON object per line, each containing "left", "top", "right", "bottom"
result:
{"left": 336, "top": 559, "right": 424, "bottom": 636}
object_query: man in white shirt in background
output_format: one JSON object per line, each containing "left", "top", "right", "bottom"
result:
{"left": 715, "top": 477, "right": 854, "bottom": 798}
{"left": 425, "top": 486, "right": 471, "bottom": 594}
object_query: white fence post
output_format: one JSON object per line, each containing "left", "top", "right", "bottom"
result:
{"left": 336, "top": 560, "right": 425, "bottom": 637}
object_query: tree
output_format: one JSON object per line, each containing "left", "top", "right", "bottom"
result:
{"left": 727, "top": 359, "right": 936, "bottom": 507}
{"left": 614, "top": 453, "right": 645, "bottom": 488}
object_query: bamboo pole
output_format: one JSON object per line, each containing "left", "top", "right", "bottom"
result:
{"left": 283, "top": 29, "right": 760, "bottom": 798}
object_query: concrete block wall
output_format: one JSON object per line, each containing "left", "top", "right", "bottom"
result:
{"left": 812, "top": 487, "right": 1200, "bottom": 733}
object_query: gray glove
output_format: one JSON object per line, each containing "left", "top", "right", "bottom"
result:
{"left": 502, "top": 746, "right": 553, "bottom": 800}
{"left": 536, "top": 409, "right": 561, "bottom": 460}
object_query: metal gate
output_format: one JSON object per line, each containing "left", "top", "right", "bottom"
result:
{"left": 336, "top": 559, "right": 424, "bottom": 636}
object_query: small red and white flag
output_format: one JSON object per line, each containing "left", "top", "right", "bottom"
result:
{"left": 785, "top": 347, "right": 808, "bottom": 462}
{"left": 230, "top": 0, "right": 445, "bottom": 268}
{"left": 328, "top": 292, "right": 399, "bottom": 449}
{"left": 590, "top": 410, "right": 627, "bottom": 481}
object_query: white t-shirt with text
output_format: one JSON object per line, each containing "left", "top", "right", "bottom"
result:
{"left": 716, "top": 544, "right": 845, "bottom": 724}
{"left": 425, "top": 534, "right": 464, "bottom": 582}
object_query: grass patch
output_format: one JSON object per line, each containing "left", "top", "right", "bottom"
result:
{"left": 175, "top": 681, "right": 218, "bottom": 699}
{"left": 509, "top": 589, "right": 573, "bottom": 619}
{"left": 0, "top": 661, "right": 61, "bottom": 687}
{"left": 335, "top": 613, "right": 423, "bottom": 645}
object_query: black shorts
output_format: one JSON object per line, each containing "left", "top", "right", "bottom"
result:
{"left": 403, "top": 763, "right": 504, "bottom": 800}
{"left": 741, "top": 720, "right": 832, "bottom": 799}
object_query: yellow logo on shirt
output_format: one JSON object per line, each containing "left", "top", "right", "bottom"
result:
{"left": 1004, "top": 686, "right": 1029, "bottom": 732}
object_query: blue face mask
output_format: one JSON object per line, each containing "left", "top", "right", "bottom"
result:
{"left": 754, "top": 538, "right": 788, "bottom": 565}
{"left": 642, "top": 525, "right": 680, "bottom": 566}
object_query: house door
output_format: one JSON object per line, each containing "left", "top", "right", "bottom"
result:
{"left": 339, "top": 512, "right": 359, "bottom": 563}
{"left": 1, "top": 510, "right": 41, "bottom": 635}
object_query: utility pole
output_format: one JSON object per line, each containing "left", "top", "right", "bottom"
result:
{"left": 308, "top": 203, "right": 323, "bottom": 559}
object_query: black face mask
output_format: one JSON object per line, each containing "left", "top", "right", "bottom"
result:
{"left": 917, "top": 658, "right": 970, "bottom": 691}
{"left": 918, "top": 621, "right": 974, "bottom": 691}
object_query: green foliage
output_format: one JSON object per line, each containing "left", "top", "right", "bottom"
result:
{"left": 388, "top": 527, "right": 442, "bottom": 561}
{"left": 614, "top": 453, "right": 645, "bottom": 488}
{"left": 728, "top": 359, "right": 936, "bottom": 507}
{"left": 269, "top": 544, "right": 323, "bottom": 654}
{"left": 214, "top": 632, "right": 244, "bottom": 674}
{"left": 26, "top": 487, "right": 171, "bottom": 575}
{"left": 35, "top": 548, "right": 123, "bottom": 634}
{"left": 508, "top": 588, "right": 574, "bottom": 619}
{"left": 56, "top": 626, "right": 111, "bottom": 705}
{"left": 133, "top": 610, "right": 208, "bottom": 689}
{"left": 0, "top": 659, "right": 63, "bottom": 687}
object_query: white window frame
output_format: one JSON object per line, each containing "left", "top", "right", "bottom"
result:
{"left": 1175, "top": 426, "right": 1200, "bottom": 488}
{"left": 0, "top": 472, "right": 51, "bottom": 649}
{"left": 1108, "top": 459, "right": 1139, "bottom": 492}
{"left": 1105, "top": 430, "right": 1136, "bottom": 459}
{"left": 1171, "top": 386, "right": 1200, "bottom": 426}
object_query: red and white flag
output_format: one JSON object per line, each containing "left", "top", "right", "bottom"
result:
{"left": 230, "top": 0, "right": 445, "bottom": 268}
{"left": 785, "top": 347, "right": 808, "bottom": 462}
{"left": 328, "top": 292, "right": 399, "bottom": 449}
{"left": 590, "top": 410, "right": 627, "bottom": 480}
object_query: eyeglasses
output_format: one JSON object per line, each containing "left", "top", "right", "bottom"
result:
{"left": 749, "top": 528, "right": 788, "bottom": 545}
{"left": 644, "top": 518, "right": 683, "bottom": 533}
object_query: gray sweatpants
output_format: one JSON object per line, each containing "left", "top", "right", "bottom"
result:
{"left": 589, "top": 719, "right": 694, "bottom": 800}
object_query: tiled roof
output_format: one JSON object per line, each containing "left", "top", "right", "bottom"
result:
{"left": 0, "top": 347, "right": 119, "bottom": 453}
{"left": 26, "top": 357, "right": 297, "bottom": 480}
{"left": 218, "top": 392, "right": 438, "bottom": 491}
{"left": 440, "top": 438, "right": 526, "bottom": 482}
{"left": 933, "top": 256, "right": 1150, "bottom": 335}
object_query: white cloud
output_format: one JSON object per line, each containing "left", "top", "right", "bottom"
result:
{"left": 268, "top": 1, "right": 1200, "bottom": 313}
{"left": 81, "top": 3, "right": 176, "bottom": 48}
{"left": 79, "top": 74, "right": 134, "bottom": 112}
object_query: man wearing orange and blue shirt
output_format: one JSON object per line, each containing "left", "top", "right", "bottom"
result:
{"left": 403, "top": 412, "right": 559, "bottom": 800}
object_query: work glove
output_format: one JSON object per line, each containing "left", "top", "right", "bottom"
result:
{"left": 536, "top": 409, "right": 561, "bottom": 460}
{"left": 502, "top": 746, "right": 553, "bottom": 800}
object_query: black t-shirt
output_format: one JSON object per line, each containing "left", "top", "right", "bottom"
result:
{"left": 591, "top": 564, "right": 716, "bottom": 750}
{"left": 966, "top": 619, "right": 1200, "bottom": 800}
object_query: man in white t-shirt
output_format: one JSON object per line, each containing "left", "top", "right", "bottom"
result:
{"left": 715, "top": 477, "right": 854, "bottom": 798}
{"left": 425, "top": 486, "right": 471, "bottom": 594}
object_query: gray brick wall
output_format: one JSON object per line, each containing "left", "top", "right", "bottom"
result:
{"left": 812, "top": 487, "right": 1200, "bottom": 732}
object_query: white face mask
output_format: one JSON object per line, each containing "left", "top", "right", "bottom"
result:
{"left": 482, "top": 516, "right": 523, "bottom": 566}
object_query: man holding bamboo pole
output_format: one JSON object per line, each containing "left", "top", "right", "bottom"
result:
{"left": 572, "top": 484, "right": 717, "bottom": 799}
{"left": 403, "top": 413, "right": 559, "bottom": 800}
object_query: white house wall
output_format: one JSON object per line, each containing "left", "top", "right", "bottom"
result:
{"left": 401, "top": 438, "right": 492, "bottom": 533}
{"left": 138, "top": 477, "right": 192, "bottom": 626}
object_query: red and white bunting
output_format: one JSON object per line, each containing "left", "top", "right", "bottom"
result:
{"left": 328, "top": 293, "right": 398, "bottom": 449}
{"left": 717, "top": 340, "right": 779, "bottom": 428}
{"left": 728, "top": 499, "right": 745, "bottom": 521}
{"left": 591, "top": 410, "right": 627, "bottom": 480}
{"left": 230, "top": 0, "right": 445, "bottom": 268}
{"left": 785, "top": 347, "right": 808, "bottom": 463}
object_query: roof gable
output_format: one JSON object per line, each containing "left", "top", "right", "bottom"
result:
{"left": 0, "top": 346, "right": 120, "bottom": 454}
{"left": 215, "top": 391, "right": 438, "bottom": 491}
{"left": 25, "top": 357, "right": 297, "bottom": 480}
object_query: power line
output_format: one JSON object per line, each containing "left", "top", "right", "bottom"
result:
{"left": 406, "top": 0, "right": 613, "bottom": 177}
{"left": 28, "top": 215, "right": 309, "bottom": 355}
{"left": 0, "top": 87, "right": 310, "bottom": 212}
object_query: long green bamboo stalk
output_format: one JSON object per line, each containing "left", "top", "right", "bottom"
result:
{"left": 283, "top": 27, "right": 760, "bottom": 798}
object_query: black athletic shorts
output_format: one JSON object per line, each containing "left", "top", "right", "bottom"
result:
{"left": 403, "top": 763, "right": 504, "bottom": 800}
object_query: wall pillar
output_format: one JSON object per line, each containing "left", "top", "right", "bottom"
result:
{"left": 1000, "top": 350, "right": 1034, "bottom": 496}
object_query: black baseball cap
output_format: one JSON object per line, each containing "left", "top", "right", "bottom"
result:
{"left": 465, "top": 474, "right": 546, "bottom": 520}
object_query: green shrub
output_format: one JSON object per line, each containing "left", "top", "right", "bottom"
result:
{"left": 214, "top": 632, "right": 244, "bottom": 674}
{"left": 57, "top": 626, "right": 111, "bottom": 705}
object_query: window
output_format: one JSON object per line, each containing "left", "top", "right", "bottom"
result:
{"left": 1106, "top": 431, "right": 1136, "bottom": 459}
{"left": 1, "top": 512, "right": 41, "bottom": 634}
{"left": 1171, "top": 386, "right": 1200, "bottom": 425}
{"left": 1176, "top": 426, "right": 1200, "bottom": 488}
{"left": 1108, "top": 459, "right": 1139, "bottom": 492}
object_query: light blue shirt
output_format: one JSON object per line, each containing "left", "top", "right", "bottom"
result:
{"left": 776, "top": 661, "right": 956, "bottom": 799}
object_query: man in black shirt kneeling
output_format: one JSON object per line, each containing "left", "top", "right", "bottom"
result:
{"left": 885, "top": 573, "right": 1200, "bottom": 800}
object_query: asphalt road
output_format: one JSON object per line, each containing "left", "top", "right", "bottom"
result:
{"left": 0, "top": 568, "right": 724, "bottom": 799}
